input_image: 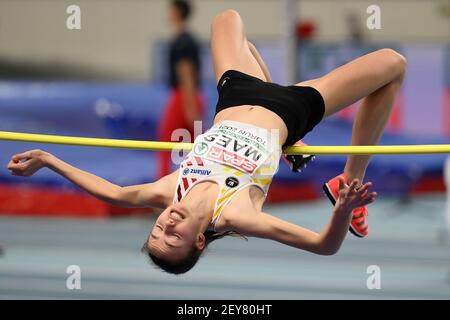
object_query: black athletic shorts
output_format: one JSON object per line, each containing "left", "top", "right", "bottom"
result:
{"left": 215, "top": 70, "right": 325, "bottom": 147}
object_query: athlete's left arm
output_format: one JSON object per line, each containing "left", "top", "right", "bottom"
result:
{"left": 239, "top": 178, "right": 376, "bottom": 255}
{"left": 239, "top": 212, "right": 326, "bottom": 254}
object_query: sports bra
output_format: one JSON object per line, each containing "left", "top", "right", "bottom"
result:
{"left": 173, "top": 120, "right": 281, "bottom": 231}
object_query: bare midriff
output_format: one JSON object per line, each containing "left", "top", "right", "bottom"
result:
{"left": 214, "top": 105, "right": 288, "bottom": 147}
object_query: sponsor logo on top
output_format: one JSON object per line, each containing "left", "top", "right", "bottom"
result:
{"left": 194, "top": 142, "right": 209, "bottom": 155}
{"left": 182, "top": 168, "right": 211, "bottom": 176}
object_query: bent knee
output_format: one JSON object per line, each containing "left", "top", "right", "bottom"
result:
{"left": 377, "top": 48, "right": 407, "bottom": 79}
{"left": 212, "top": 9, "right": 243, "bottom": 31}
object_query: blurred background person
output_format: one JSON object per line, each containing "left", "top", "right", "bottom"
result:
{"left": 345, "top": 11, "right": 365, "bottom": 44}
{"left": 157, "top": 0, "right": 204, "bottom": 178}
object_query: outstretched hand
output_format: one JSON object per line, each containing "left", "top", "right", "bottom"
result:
{"left": 7, "top": 149, "right": 49, "bottom": 177}
{"left": 335, "top": 177, "right": 377, "bottom": 213}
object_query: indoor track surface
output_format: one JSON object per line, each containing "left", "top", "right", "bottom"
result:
{"left": 1, "top": 195, "right": 449, "bottom": 299}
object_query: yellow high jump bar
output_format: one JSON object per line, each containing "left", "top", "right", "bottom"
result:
{"left": 0, "top": 130, "right": 449, "bottom": 155}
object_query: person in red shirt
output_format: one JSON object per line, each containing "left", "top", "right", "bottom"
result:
{"left": 158, "top": 0, "right": 204, "bottom": 178}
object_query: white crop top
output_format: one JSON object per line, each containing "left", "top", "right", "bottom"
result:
{"left": 173, "top": 120, "right": 281, "bottom": 231}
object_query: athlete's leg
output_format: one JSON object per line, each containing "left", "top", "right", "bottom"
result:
{"left": 211, "top": 10, "right": 267, "bottom": 83}
{"left": 247, "top": 41, "right": 273, "bottom": 82}
{"left": 297, "top": 49, "right": 406, "bottom": 183}
{"left": 343, "top": 75, "right": 404, "bottom": 182}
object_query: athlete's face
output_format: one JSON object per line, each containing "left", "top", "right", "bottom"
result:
{"left": 148, "top": 204, "right": 205, "bottom": 262}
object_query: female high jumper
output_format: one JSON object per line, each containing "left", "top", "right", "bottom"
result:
{"left": 7, "top": 10, "right": 406, "bottom": 274}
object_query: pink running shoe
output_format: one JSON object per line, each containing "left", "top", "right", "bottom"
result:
{"left": 323, "top": 172, "right": 369, "bottom": 238}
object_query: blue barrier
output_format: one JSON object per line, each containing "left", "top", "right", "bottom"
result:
{"left": 0, "top": 81, "right": 447, "bottom": 197}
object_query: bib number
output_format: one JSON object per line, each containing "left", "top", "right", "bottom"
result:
{"left": 192, "top": 127, "right": 270, "bottom": 174}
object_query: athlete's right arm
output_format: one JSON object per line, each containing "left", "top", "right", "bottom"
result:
{"left": 7, "top": 149, "right": 176, "bottom": 208}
